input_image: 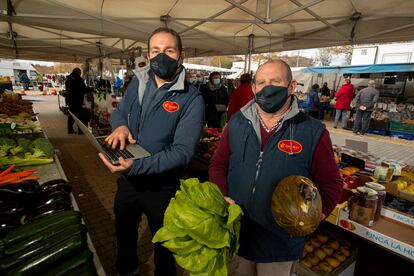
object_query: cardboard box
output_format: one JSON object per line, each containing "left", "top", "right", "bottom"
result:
{"left": 296, "top": 230, "right": 357, "bottom": 276}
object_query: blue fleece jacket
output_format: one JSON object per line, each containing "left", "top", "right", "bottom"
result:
{"left": 110, "top": 66, "right": 204, "bottom": 186}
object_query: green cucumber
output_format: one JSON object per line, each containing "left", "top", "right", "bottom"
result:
{"left": 43, "top": 249, "right": 94, "bottom": 276}
{"left": 5, "top": 222, "right": 85, "bottom": 256}
{"left": 0, "top": 210, "right": 81, "bottom": 246}
{"left": 1, "top": 224, "right": 86, "bottom": 271}
{"left": 5, "top": 233, "right": 87, "bottom": 275}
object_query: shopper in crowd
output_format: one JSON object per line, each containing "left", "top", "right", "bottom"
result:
{"left": 65, "top": 67, "right": 89, "bottom": 134}
{"left": 209, "top": 59, "right": 342, "bottom": 276}
{"left": 307, "top": 83, "right": 321, "bottom": 119}
{"left": 353, "top": 80, "right": 380, "bottom": 135}
{"left": 319, "top": 82, "right": 331, "bottom": 119}
{"left": 19, "top": 71, "right": 30, "bottom": 90}
{"left": 99, "top": 27, "right": 204, "bottom": 276}
{"left": 320, "top": 82, "right": 330, "bottom": 97}
{"left": 333, "top": 78, "right": 355, "bottom": 128}
{"left": 226, "top": 73, "right": 253, "bottom": 121}
{"left": 200, "top": 71, "right": 229, "bottom": 127}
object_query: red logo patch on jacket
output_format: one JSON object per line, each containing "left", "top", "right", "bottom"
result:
{"left": 277, "top": 140, "right": 303, "bottom": 154}
{"left": 163, "top": 101, "right": 180, "bottom": 112}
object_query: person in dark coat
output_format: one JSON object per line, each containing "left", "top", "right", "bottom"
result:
{"left": 200, "top": 71, "right": 229, "bottom": 127}
{"left": 65, "top": 68, "right": 88, "bottom": 134}
{"left": 307, "top": 83, "right": 321, "bottom": 119}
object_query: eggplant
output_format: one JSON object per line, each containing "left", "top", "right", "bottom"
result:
{"left": 42, "top": 184, "right": 72, "bottom": 198}
{"left": 25, "top": 202, "right": 72, "bottom": 223}
{"left": 39, "top": 190, "right": 71, "bottom": 205}
{"left": 39, "top": 179, "right": 68, "bottom": 191}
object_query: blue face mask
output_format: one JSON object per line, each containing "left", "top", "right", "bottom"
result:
{"left": 255, "top": 84, "right": 290, "bottom": 113}
{"left": 213, "top": 79, "right": 221, "bottom": 86}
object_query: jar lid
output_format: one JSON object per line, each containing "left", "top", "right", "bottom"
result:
{"left": 365, "top": 182, "right": 386, "bottom": 191}
{"left": 356, "top": 186, "right": 378, "bottom": 196}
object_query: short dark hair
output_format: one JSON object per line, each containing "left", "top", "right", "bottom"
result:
{"left": 147, "top": 27, "right": 183, "bottom": 53}
{"left": 72, "top": 68, "right": 81, "bottom": 76}
{"left": 209, "top": 71, "right": 221, "bottom": 83}
{"left": 312, "top": 83, "right": 320, "bottom": 90}
{"left": 240, "top": 73, "right": 252, "bottom": 84}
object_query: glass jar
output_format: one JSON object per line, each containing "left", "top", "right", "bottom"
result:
{"left": 365, "top": 182, "right": 386, "bottom": 221}
{"left": 349, "top": 187, "right": 378, "bottom": 227}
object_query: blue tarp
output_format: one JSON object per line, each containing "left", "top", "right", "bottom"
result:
{"left": 302, "top": 63, "right": 414, "bottom": 74}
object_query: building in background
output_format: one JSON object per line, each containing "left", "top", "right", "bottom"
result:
{"left": 351, "top": 42, "right": 414, "bottom": 65}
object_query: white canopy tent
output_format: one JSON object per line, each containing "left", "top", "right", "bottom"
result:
{"left": 0, "top": 0, "right": 413, "bottom": 64}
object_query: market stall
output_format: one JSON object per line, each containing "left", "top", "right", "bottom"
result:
{"left": 0, "top": 92, "right": 103, "bottom": 275}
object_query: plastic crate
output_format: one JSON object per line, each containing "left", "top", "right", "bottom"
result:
{"left": 389, "top": 131, "right": 414, "bottom": 140}
{"left": 369, "top": 119, "right": 389, "bottom": 131}
{"left": 389, "top": 121, "right": 414, "bottom": 134}
{"left": 367, "top": 129, "right": 388, "bottom": 136}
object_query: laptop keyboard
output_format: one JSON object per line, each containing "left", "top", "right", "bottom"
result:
{"left": 97, "top": 137, "right": 134, "bottom": 160}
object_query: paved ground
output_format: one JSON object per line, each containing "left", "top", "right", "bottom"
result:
{"left": 28, "top": 95, "right": 413, "bottom": 276}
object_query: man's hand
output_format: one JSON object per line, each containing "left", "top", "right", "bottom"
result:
{"left": 224, "top": 196, "right": 235, "bottom": 205}
{"left": 104, "top": 125, "right": 136, "bottom": 150}
{"left": 99, "top": 153, "right": 133, "bottom": 173}
{"left": 359, "top": 105, "right": 367, "bottom": 111}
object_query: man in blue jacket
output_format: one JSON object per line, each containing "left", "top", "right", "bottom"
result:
{"left": 99, "top": 27, "right": 204, "bottom": 276}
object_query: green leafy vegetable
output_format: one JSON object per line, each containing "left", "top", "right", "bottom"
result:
{"left": 152, "top": 178, "right": 243, "bottom": 276}
{"left": 31, "top": 138, "right": 54, "bottom": 158}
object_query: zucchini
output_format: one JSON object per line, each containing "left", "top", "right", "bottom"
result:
{"left": 1, "top": 224, "right": 86, "bottom": 271}
{"left": 0, "top": 210, "right": 81, "bottom": 246}
{"left": 5, "top": 233, "right": 87, "bottom": 275}
{"left": 5, "top": 222, "right": 86, "bottom": 256}
{"left": 43, "top": 249, "right": 94, "bottom": 276}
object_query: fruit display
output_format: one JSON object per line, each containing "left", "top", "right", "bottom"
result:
{"left": 194, "top": 128, "right": 222, "bottom": 163}
{"left": 271, "top": 176, "right": 322, "bottom": 236}
{"left": 0, "top": 92, "right": 34, "bottom": 116}
{"left": 385, "top": 197, "right": 414, "bottom": 216}
{"left": 300, "top": 232, "right": 354, "bottom": 275}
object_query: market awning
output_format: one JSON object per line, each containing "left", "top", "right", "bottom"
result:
{"left": 1, "top": 0, "right": 414, "bottom": 62}
{"left": 302, "top": 63, "right": 414, "bottom": 74}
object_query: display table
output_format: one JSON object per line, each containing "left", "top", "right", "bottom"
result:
{"left": 30, "top": 154, "right": 106, "bottom": 276}
{"left": 331, "top": 208, "right": 414, "bottom": 263}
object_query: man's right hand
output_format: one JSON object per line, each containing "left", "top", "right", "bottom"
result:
{"left": 104, "top": 125, "right": 136, "bottom": 150}
{"left": 224, "top": 196, "right": 235, "bottom": 205}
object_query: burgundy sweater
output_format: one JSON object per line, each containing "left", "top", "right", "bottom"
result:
{"left": 209, "top": 126, "right": 343, "bottom": 217}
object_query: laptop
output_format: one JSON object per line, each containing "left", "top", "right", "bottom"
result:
{"left": 68, "top": 110, "right": 151, "bottom": 165}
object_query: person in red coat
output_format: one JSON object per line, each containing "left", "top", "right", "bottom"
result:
{"left": 334, "top": 78, "right": 355, "bottom": 128}
{"left": 227, "top": 73, "right": 254, "bottom": 121}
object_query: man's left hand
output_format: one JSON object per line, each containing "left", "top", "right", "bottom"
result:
{"left": 99, "top": 153, "right": 133, "bottom": 173}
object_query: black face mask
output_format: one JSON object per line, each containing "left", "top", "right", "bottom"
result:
{"left": 255, "top": 84, "right": 290, "bottom": 113}
{"left": 150, "top": 53, "right": 180, "bottom": 80}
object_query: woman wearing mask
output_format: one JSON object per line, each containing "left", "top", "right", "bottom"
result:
{"left": 200, "top": 71, "right": 229, "bottom": 127}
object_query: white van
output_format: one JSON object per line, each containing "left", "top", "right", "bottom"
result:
{"left": 0, "top": 59, "right": 40, "bottom": 85}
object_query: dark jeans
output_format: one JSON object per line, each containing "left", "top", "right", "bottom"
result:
{"left": 114, "top": 177, "right": 177, "bottom": 276}
{"left": 353, "top": 110, "right": 372, "bottom": 135}
{"left": 67, "top": 107, "right": 87, "bottom": 133}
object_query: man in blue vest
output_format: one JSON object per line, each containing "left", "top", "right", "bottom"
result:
{"left": 209, "top": 60, "right": 342, "bottom": 275}
{"left": 99, "top": 28, "right": 204, "bottom": 276}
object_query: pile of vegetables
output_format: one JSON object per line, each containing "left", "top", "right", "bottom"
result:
{"left": 0, "top": 210, "right": 97, "bottom": 275}
{"left": 0, "top": 114, "right": 42, "bottom": 135}
{"left": 153, "top": 178, "right": 243, "bottom": 276}
{"left": 0, "top": 93, "right": 34, "bottom": 116}
{"left": 0, "top": 173, "right": 73, "bottom": 233}
{"left": 0, "top": 137, "right": 54, "bottom": 167}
